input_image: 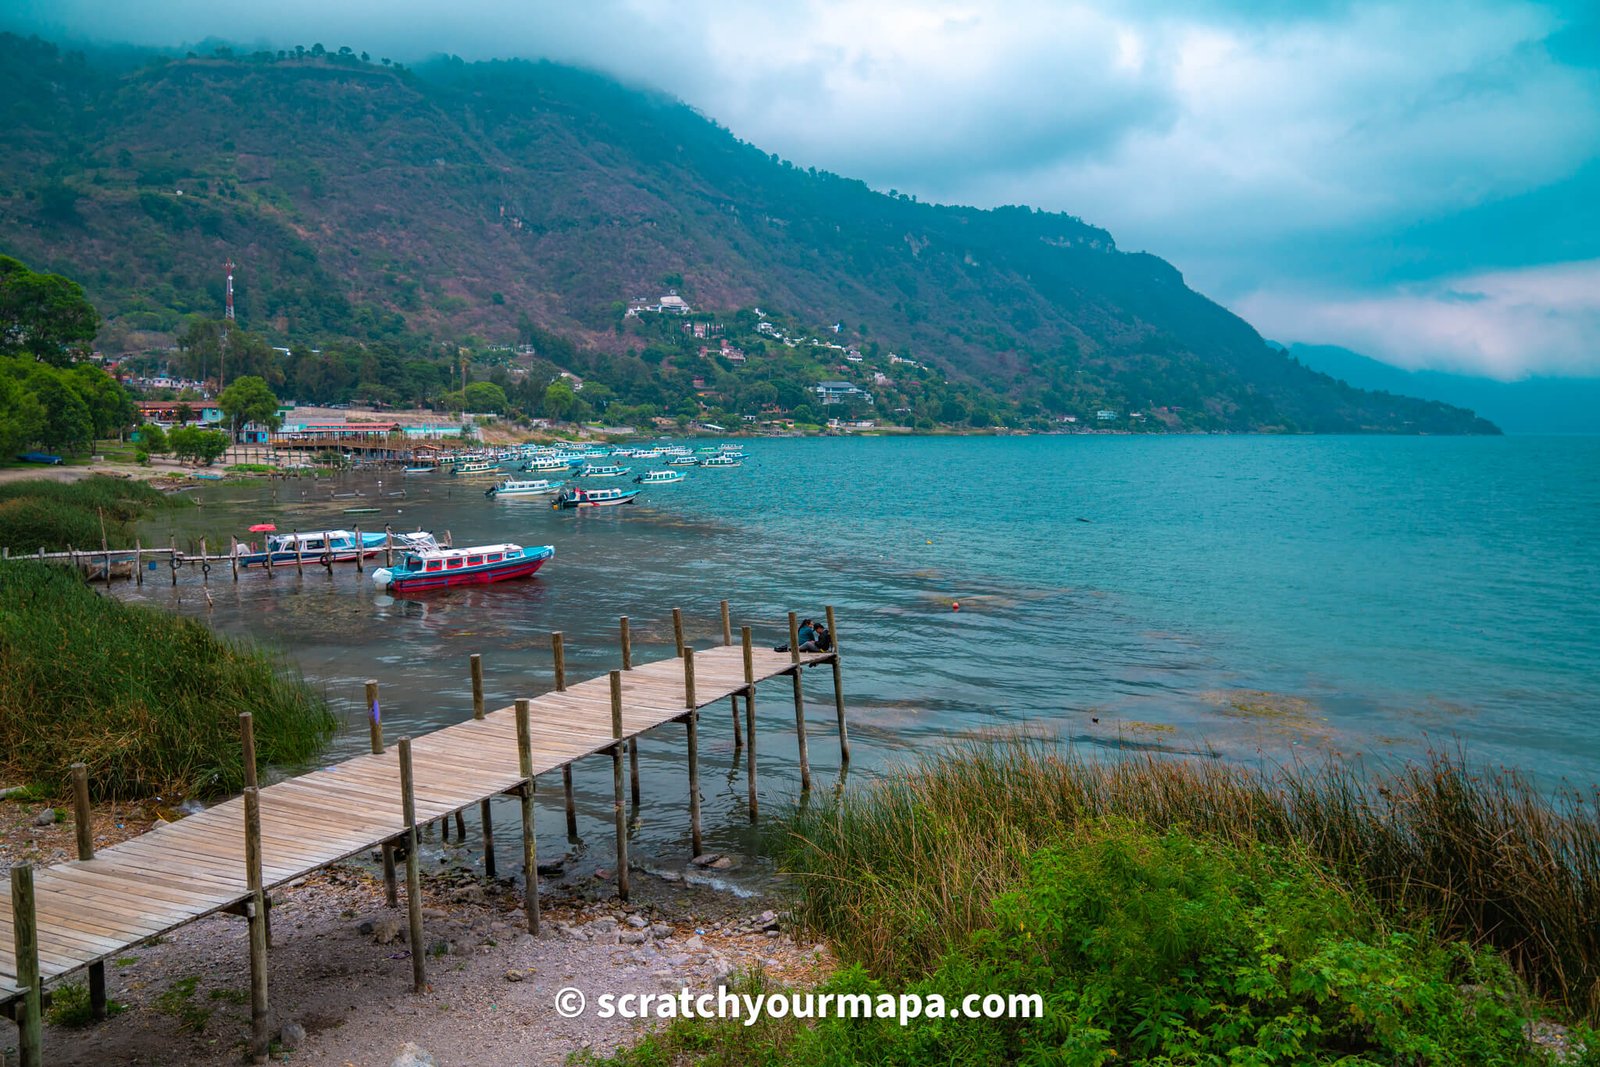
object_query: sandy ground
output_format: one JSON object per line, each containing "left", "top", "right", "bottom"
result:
{"left": 1, "top": 799, "right": 829, "bottom": 1067}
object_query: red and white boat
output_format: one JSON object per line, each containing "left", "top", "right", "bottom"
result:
{"left": 371, "top": 542, "right": 554, "bottom": 594}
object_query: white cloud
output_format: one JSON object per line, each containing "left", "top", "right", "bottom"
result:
{"left": 1236, "top": 260, "right": 1600, "bottom": 378}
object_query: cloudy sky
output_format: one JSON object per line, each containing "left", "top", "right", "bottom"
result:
{"left": 9, "top": 0, "right": 1600, "bottom": 379}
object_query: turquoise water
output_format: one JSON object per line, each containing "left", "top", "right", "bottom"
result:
{"left": 128, "top": 435, "right": 1600, "bottom": 879}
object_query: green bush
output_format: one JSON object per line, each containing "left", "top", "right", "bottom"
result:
{"left": 0, "top": 560, "right": 335, "bottom": 799}
{"left": 0, "top": 475, "right": 186, "bottom": 551}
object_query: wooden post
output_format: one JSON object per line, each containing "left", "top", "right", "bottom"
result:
{"left": 12, "top": 863, "right": 42, "bottom": 1067}
{"left": 170, "top": 534, "right": 178, "bottom": 585}
{"left": 826, "top": 605, "right": 849, "bottom": 765}
{"left": 720, "top": 599, "right": 732, "bottom": 645}
{"left": 686, "top": 705, "right": 703, "bottom": 857}
{"left": 353, "top": 525, "right": 363, "bottom": 573}
{"left": 730, "top": 693, "right": 743, "bottom": 750}
{"left": 629, "top": 738, "right": 640, "bottom": 808}
{"left": 69, "top": 763, "right": 108, "bottom": 1020}
{"left": 610, "top": 671, "right": 629, "bottom": 901}
{"left": 243, "top": 788, "right": 269, "bottom": 1064}
{"left": 320, "top": 531, "right": 334, "bottom": 574}
{"left": 791, "top": 620, "right": 811, "bottom": 793}
{"left": 239, "top": 712, "right": 258, "bottom": 789}
{"left": 384, "top": 523, "right": 394, "bottom": 568}
{"left": 398, "top": 737, "right": 426, "bottom": 993}
{"left": 265, "top": 532, "right": 274, "bottom": 578}
{"left": 684, "top": 646, "right": 696, "bottom": 709}
{"left": 552, "top": 632, "right": 566, "bottom": 692}
{"left": 743, "top": 626, "right": 758, "bottom": 821}
{"left": 200, "top": 537, "right": 208, "bottom": 584}
{"left": 480, "top": 797, "right": 496, "bottom": 879}
{"left": 382, "top": 843, "right": 398, "bottom": 909}
{"left": 515, "top": 698, "right": 539, "bottom": 934}
{"left": 366, "top": 679, "right": 383, "bottom": 754}
{"left": 552, "top": 632, "right": 577, "bottom": 839}
{"left": 135, "top": 537, "right": 142, "bottom": 586}
{"left": 673, "top": 607, "right": 685, "bottom": 657}
{"left": 619, "top": 616, "right": 632, "bottom": 670}
{"left": 470, "top": 654, "right": 485, "bottom": 719}
{"left": 294, "top": 531, "right": 304, "bottom": 575}
{"left": 230, "top": 535, "right": 240, "bottom": 581}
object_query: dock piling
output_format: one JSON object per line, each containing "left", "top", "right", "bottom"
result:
{"left": 827, "top": 605, "right": 849, "bottom": 765}
{"left": 686, "top": 704, "right": 703, "bottom": 857}
{"left": 10, "top": 863, "right": 41, "bottom": 1067}
{"left": 673, "top": 608, "right": 685, "bottom": 657}
{"left": 398, "top": 738, "right": 426, "bottom": 993}
{"left": 243, "top": 788, "right": 269, "bottom": 1063}
{"left": 789, "top": 613, "right": 811, "bottom": 792}
{"left": 470, "top": 655, "right": 495, "bottom": 875}
{"left": 384, "top": 524, "right": 394, "bottom": 568}
{"left": 515, "top": 698, "right": 540, "bottom": 934}
{"left": 169, "top": 535, "right": 177, "bottom": 585}
{"left": 621, "top": 616, "right": 639, "bottom": 805}
{"left": 553, "top": 634, "right": 577, "bottom": 839}
{"left": 366, "top": 680, "right": 384, "bottom": 754}
{"left": 470, "top": 654, "right": 485, "bottom": 719}
{"left": 742, "top": 626, "right": 757, "bottom": 821}
{"left": 684, "top": 646, "right": 696, "bottom": 709}
{"left": 134, "top": 537, "right": 142, "bottom": 586}
{"left": 720, "top": 599, "right": 732, "bottom": 645}
{"left": 610, "top": 671, "right": 629, "bottom": 901}
{"left": 619, "top": 616, "right": 632, "bottom": 670}
{"left": 294, "top": 531, "right": 304, "bottom": 575}
{"left": 230, "top": 536, "right": 239, "bottom": 582}
{"left": 69, "top": 762, "right": 107, "bottom": 1020}
{"left": 353, "top": 526, "right": 363, "bottom": 574}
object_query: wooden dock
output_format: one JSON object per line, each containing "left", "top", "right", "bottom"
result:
{"left": 0, "top": 605, "right": 848, "bottom": 1065}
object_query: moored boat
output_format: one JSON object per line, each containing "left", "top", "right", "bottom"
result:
{"left": 577, "top": 464, "right": 632, "bottom": 478}
{"left": 403, "top": 465, "right": 436, "bottom": 474}
{"left": 450, "top": 459, "right": 500, "bottom": 476}
{"left": 235, "top": 529, "right": 378, "bottom": 568}
{"left": 553, "top": 487, "right": 639, "bottom": 509}
{"left": 371, "top": 543, "right": 554, "bottom": 594}
{"left": 486, "top": 478, "right": 565, "bottom": 498}
{"left": 522, "top": 457, "right": 572, "bottom": 474}
{"left": 698, "top": 454, "right": 742, "bottom": 468}
{"left": 634, "top": 469, "right": 687, "bottom": 485}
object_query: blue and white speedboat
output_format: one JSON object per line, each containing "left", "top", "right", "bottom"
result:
{"left": 486, "top": 478, "right": 565, "bottom": 498}
{"left": 634, "top": 470, "right": 687, "bottom": 485}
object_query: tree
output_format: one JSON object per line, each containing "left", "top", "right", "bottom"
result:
{"left": 68, "top": 364, "right": 135, "bottom": 439}
{"left": 0, "top": 371, "right": 45, "bottom": 457}
{"left": 462, "top": 381, "right": 508, "bottom": 414}
{"left": 137, "top": 421, "right": 169, "bottom": 456}
{"left": 0, "top": 256, "right": 100, "bottom": 366}
{"left": 541, "top": 381, "right": 576, "bottom": 421}
{"left": 169, "top": 426, "right": 230, "bottom": 466}
{"left": 24, "top": 369, "right": 94, "bottom": 453}
{"left": 218, "top": 375, "right": 281, "bottom": 440}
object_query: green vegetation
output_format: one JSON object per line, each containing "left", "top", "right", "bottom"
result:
{"left": 0, "top": 33, "right": 1495, "bottom": 434}
{"left": 167, "top": 425, "right": 229, "bottom": 465}
{"left": 0, "top": 475, "right": 186, "bottom": 552}
{"left": 45, "top": 981, "right": 125, "bottom": 1027}
{"left": 154, "top": 975, "right": 211, "bottom": 1032}
{"left": 0, "top": 254, "right": 98, "bottom": 365}
{"left": 216, "top": 374, "right": 281, "bottom": 437}
{"left": 589, "top": 741, "right": 1600, "bottom": 1066}
{"left": 0, "top": 559, "right": 336, "bottom": 799}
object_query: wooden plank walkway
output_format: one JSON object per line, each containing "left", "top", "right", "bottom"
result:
{"left": 0, "top": 627, "right": 845, "bottom": 1052}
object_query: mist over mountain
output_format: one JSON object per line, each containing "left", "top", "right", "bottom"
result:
{"left": 1287, "top": 344, "right": 1600, "bottom": 435}
{"left": 0, "top": 33, "right": 1498, "bottom": 433}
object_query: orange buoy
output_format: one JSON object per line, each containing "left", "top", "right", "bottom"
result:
{"left": 952, "top": 601, "right": 960, "bottom": 611}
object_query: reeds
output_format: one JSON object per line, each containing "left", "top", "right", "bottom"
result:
{"left": 779, "top": 736, "right": 1600, "bottom": 1020}
{"left": 0, "top": 560, "right": 335, "bottom": 800}
{"left": 0, "top": 475, "right": 187, "bottom": 552}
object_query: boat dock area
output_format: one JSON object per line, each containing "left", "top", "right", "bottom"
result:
{"left": 0, "top": 603, "right": 849, "bottom": 1066}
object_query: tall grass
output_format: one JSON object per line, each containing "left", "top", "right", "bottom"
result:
{"left": 0, "top": 560, "right": 335, "bottom": 799}
{"left": 779, "top": 737, "right": 1600, "bottom": 1021}
{"left": 0, "top": 476, "right": 188, "bottom": 552}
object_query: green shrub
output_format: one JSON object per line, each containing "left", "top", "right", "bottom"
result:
{"left": 0, "top": 560, "right": 335, "bottom": 799}
{"left": 0, "top": 475, "right": 186, "bottom": 551}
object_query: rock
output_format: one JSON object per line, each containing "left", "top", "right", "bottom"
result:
{"left": 684, "top": 935, "right": 705, "bottom": 951}
{"left": 691, "top": 853, "right": 734, "bottom": 869}
{"left": 278, "top": 1021, "right": 307, "bottom": 1051}
{"left": 421, "top": 907, "right": 449, "bottom": 921}
{"left": 449, "top": 885, "right": 484, "bottom": 905}
{"left": 562, "top": 925, "right": 589, "bottom": 942}
{"left": 649, "top": 923, "right": 672, "bottom": 939}
{"left": 618, "top": 930, "right": 648, "bottom": 945}
{"left": 357, "top": 919, "right": 376, "bottom": 936}
{"left": 536, "top": 861, "right": 565, "bottom": 877}
{"left": 372, "top": 918, "right": 403, "bottom": 945}
{"left": 588, "top": 916, "right": 618, "bottom": 932}
{"left": 656, "top": 869, "right": 684, "bottom": 883}
{"left": 625, "top": 915, "right": 649, "bottom": 929}
{"left": 391, "top": 1042, "right": 437, "bottom": 1067}
{"left": 426, "top": 938, "right": 451, "bottom": 957}
{"left": 33, "top": 808, "right": 55, "bottom": 827}
{"left": 757, "top": 910, "right": 778, "bottom": 927}
{"left": 765, "top": 929, "right": 780, "bottom": 938}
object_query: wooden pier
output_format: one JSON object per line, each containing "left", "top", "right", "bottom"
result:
{"left": 0, "top": 605, "right": 848, "bottom": 1065}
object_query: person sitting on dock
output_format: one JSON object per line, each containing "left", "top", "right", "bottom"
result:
{"left": 813, "top": 620, "right": 832, "bottom": 652}
{"left": 797, "top": 618, "right": 822, "bottom": 653}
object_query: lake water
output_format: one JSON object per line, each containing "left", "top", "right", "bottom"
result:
{"left": 125, "top": 435, "right": 1600, "bottom": 886}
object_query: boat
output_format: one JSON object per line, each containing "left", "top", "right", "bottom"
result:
{"left": 577, "top": 464, "right": 632, "bottom": 478}
{"left": 486, "top": 478, "right": 565, "bottom": 498}
{"left": 402, "top": 465, "right": 436, "bottom": 474}
{"left": 698, "top": 454, "right": 742, "bottom": 468}
{"left": 235, "top": 529, "right": 382, "bottom": 568}
{"left": 450, "top": 459, "right": 500, "bottom": 476}
{"left": 371, "top": 543, "right": 555, "bottom": 594}
{"left": 553, "top": 487, "right": 639, "bottom": 509}
{"left": 634, "top": 470, "right": 687, "bottom": 485}
{"left": 522, "top": 457, "right": 572, "bottom": 474}
{"left": 666, "top": 454, "right": 701, "bottom": 466}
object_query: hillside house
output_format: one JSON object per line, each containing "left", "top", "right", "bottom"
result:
{"left": 814, "top": 381, "right": 872, "bottom": 406}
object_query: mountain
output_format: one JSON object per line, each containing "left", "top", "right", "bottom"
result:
{"left": 1288, "top": 344, "right": 1600, "bottom": 435}
{"left": 0, "top": 33, "right": 1497, "bottom": 434}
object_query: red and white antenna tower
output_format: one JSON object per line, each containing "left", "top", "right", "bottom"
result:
{"left": 223, "top": 259, "right": 236, "bottom": 321}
